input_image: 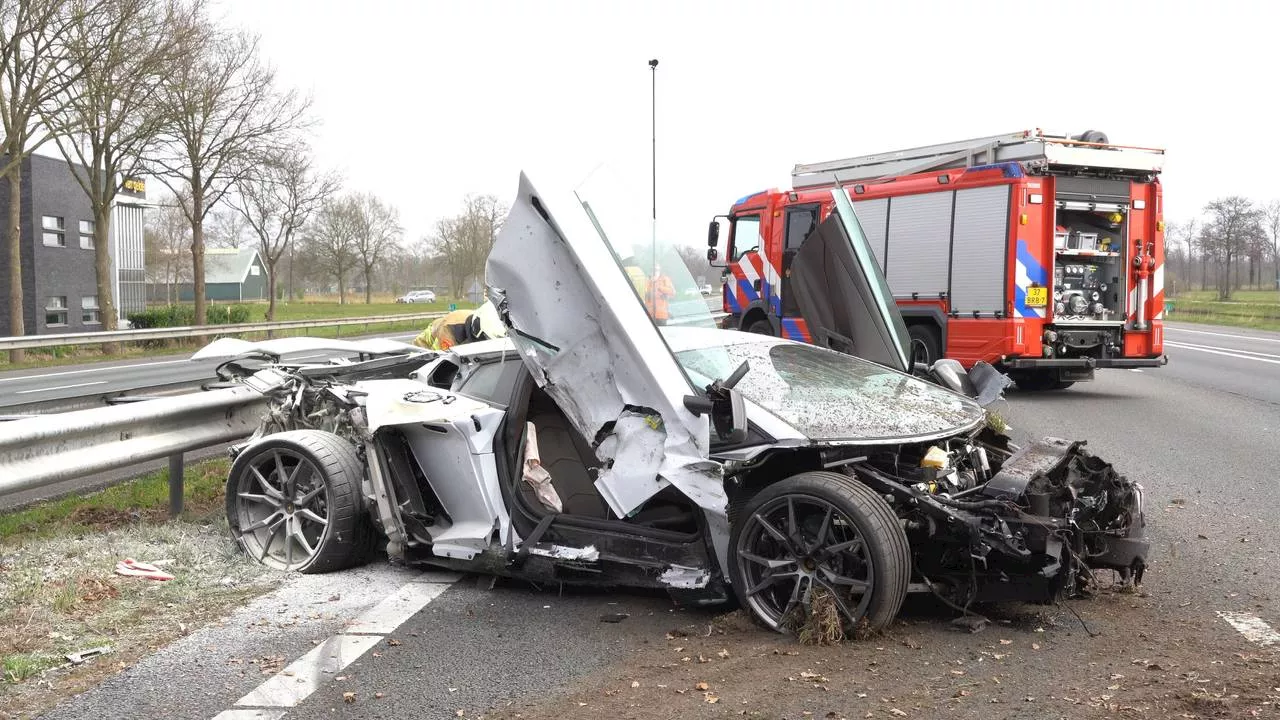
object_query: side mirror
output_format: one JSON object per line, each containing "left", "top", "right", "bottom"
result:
{"left": 717, "top": 387, "right": 748, "bottom": 444}
{"left": 706, "top": 247, "right": 719, "bottom": 262}
{"left": 685, "top": 389, "right": 747, "bottom": 445}
{"left": 929, "top": 359, "right": 976, "bottom": 397}
{"left": 707, "top": 219, "right": 720, "bottom": 247}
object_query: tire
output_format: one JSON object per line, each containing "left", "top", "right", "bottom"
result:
{"left": 907, "top": 324, "right": 942, "bottom": 370}
{"left": 728, "top": 471, "right": 910, "bottom": 635}
{"left": 745, "top": 318, "right": 774, "bottom": 336}
{"left": 226, "top": 430, "right": 377, "bottom": 574}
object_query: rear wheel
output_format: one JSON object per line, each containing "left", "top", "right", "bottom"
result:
{"left": 745, "top": 318, "right": 774, "bottom": 336}
{"left": 728, "top": 471, "right": 910, "bottom": 635}
{"left": 907, "top": 324, "right": 942, "bottom": 370}
{"left": 226, "top": 430, "right": 375, "bottom": 573}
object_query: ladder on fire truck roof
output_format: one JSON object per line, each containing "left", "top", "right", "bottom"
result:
{"left": 791, "top": 129, "right": 1165, "bottom": 189}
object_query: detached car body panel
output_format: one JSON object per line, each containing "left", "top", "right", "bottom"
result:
{"left": 216, "top": 172, "right": 1149, "bottom": 635}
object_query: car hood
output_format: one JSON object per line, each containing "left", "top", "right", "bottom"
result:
{"left": 192, "top": 336, "right": 426, "bottom": 362}
{"left": 664, "top": 327, "right": 985, "bottom": 444}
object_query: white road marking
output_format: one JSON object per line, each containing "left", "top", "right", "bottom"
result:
{"left": 1218, "top": 611, "right": 1280, "bottom": 648}
{"left": 222, "top": 573, "right": 455, "bottom": 716}
{"left": 1129, "top": 368, "right": 1143, "bottom": 373}
{"left": 13, "top": 380, "right": 109, "bottom": 395}
{"left": 0, "top": 359, "right": 188, "bottom": 383}
{"left": 1164, "top": 340, "right": 1280, "bottom": 365}
{"left": 211, "top": 710, "right": 288, "bottom": 720}
{"left": 233, "top": 634, "right": 384, "bottom": 708}
{"left": 344, "top": 581, "right": 452, "bottom": 634}
{"left": 1166, "top": 326, "right": 1280, "bottom": 344}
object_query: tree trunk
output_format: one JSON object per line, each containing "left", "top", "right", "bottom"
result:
{"left": 364, "top": 264, "right": 372, "bottom": 304}
{"left": 266, "top": 260, "right": 277, "bottom": 320}
{"left": 337, "top": 268, "right": 345, "bottom": 304}
{"left": 94, "top": 204, "right": 121, "bottom": 354}
{"left": 191, "top": 181, "right": 207, "bottom": 325}
{"left": 6, "top": 165, "right": 25, "bottom": 363}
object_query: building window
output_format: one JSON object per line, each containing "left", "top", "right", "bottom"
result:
{"left": 42, "top": 215, "right": 66, "bottom": 247}
{"left": 45, "top": 296, "right": 68, "bottom": 326}
{"left": 82, "top": 295, "right": 101, "bottom": 324}
{"left": 249, "top": 265, "right": 260, "bottom": 276}
{"left": 80, "top": 219, "right": 95, "bottom": 249}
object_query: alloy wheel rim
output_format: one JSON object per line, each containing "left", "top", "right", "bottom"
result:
{"left": 233, "top": 449, "right": 330, "bottom": 571}
{"left": 736, "top": 494, "right": 874, "bottom": 631}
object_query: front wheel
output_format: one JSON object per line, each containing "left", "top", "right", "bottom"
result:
{"left": 728, "top": 471, "right": 910, "bottom": 635}
{"left": 226, "top": 430, "right": 375, "bottom": 573}
{"left": 745, "top": 319, "right": 774, "bottom": 336}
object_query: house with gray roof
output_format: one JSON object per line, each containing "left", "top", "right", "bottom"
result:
{"left": 154, "top": 247, "right": 267, "bottom": 302}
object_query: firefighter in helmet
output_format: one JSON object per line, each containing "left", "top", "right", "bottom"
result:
{"left": 412, "top": 299, "right": 506, "bottom": 351}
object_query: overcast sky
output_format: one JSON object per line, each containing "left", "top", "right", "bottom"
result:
{"left": 194, "top": 1, "right": 1277, "bottom": 246}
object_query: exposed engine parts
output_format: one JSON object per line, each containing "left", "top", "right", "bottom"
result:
{"left": 826, "top": 432, "right": 1146, "bottom": 607}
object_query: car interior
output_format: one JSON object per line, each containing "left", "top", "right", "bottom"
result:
{"left": 425, "top": 354, "right": 701, "bottom": 539}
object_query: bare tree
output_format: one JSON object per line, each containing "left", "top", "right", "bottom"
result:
{"left": 1201, "top": 196, "right": 1265, "bottom": 300}
{"left": 306, "top": 195, "right": 359, "bottom": 304}
{"left": 1265, "top": 200, "right": 1280, "bottom": 291}
{"left": 231, "top": 143, "right": 338, "bottom": 318}
{"left": 52, "top": 0, "right": 193, "bottom": 346}
{"left": 1, "top": 0, "right": 85, "bottom": 359}
{"left": 144, "top": 192, "right": 191, "bottom": 303}
{"left": 152, "top": 17, "right": 309, "bottom": 324}
{"left": 351, "top": 193, "right": 401, "bottom": 304}
{"left": 207, "top": 206, "right": 249, "bottom": 248}
{"left": 426, "top": 194, "right": 506, "bottom": 300}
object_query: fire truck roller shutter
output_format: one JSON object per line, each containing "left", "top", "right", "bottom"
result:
{"left": 885, "top": 192, "right": 952, "bottom": 297}
{"left": 949, "top": 186, "right": 1012, "bottom": 315}
{"left": 851, "top": 198, "right": 888, "bottom": 272}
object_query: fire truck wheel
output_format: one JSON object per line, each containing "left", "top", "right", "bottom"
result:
{"left": 907, "top": 325, "right": 942, "bottom": 369}
{"left": 746, "top": 319, "right": 774, "bottom": 336}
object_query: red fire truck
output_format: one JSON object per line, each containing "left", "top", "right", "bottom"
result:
{"left": 711, "top": 129, "right": 1168, "bottom": 389}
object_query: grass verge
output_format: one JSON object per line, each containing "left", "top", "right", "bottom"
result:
{"left": 1167, "top": 292, "right": 1280, "bottom": 332}
{"left": 0, "top": 459, "right": 278, "bottom": 718}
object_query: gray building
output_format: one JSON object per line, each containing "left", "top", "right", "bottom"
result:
{"left": 153, "top": 247, "right": 267, "bottom": 303}
{"left": 0, "top": 153, "right": 148, "bottom": 336}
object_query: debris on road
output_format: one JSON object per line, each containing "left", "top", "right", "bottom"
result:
{"left": 65, "top": 645, "right": 113, "bottom": 665}
{"left": 114, "top": 558, "right": 174, "bottom": 581}
{"left": 599, "top": 613, "right": 630, "bottom": 623}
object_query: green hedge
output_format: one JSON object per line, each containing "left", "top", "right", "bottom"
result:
{"left": 128, "top": 304, "right": 252, "bottom": 329}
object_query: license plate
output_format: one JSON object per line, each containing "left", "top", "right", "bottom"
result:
{"left": 1025, "top": 286, "right": 1048, "bottom": 307}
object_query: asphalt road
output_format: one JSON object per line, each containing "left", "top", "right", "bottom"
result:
{"left": 1160, "top": 321, "right": 1280, "bottom": 404}
{"left": 0, "top": 333, "right": 422, "bottom": 411}
{"left": 28, "top": 320, "right": 1280, "bottom": 718}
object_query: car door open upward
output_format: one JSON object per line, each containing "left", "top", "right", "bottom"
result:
{"left": 788, "top": 189, "right": 913, "bottom": 373}
{"left": 486, "top": 172, "right": 726, "bottom": 527}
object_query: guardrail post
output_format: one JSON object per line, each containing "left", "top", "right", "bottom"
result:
{"left": 169, "top": 453, "right": 184, "bottom": 517}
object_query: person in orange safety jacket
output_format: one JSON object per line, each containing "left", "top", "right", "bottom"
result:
{"left": 643, "top": 264, "right": 675, "bottom": 324}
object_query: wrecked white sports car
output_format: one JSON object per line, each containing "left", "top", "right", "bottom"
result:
{"left": 204, "top": 174, "right": 1147, "bottom": 633}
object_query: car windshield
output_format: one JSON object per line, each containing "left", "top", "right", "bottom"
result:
{"left": 672, "top": 332, "right": 982, "bottom": 442}
{"left": 573, "top": 167, "right": 730, "bottom": 384}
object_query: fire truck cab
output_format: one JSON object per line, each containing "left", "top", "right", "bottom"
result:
{"left": 711, "top": 130, "right": 1168, "bottom": 390}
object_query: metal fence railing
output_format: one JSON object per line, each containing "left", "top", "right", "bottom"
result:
{"left": 0, "top": 312, "right": 444, "bottom": 352}
{"left": 0, "top": 387, "right": 266, "bottom": 515}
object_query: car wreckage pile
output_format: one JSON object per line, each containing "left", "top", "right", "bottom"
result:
{"left": 202, "top": 174, "right": 1148, "bottom": 636}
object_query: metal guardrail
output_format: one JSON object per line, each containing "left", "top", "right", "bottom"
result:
{"left": 0, "top": 386, "right": 267, "bottom": 514}
{"left": 0, "top": 311, "right": 445, "bottom": 352}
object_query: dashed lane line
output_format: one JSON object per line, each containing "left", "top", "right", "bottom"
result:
{"left": 211, "top": 570, "right": 462, "bottom": 719}
{"left": 1217, "top": 611, "right": 1280, "bottom": 648}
